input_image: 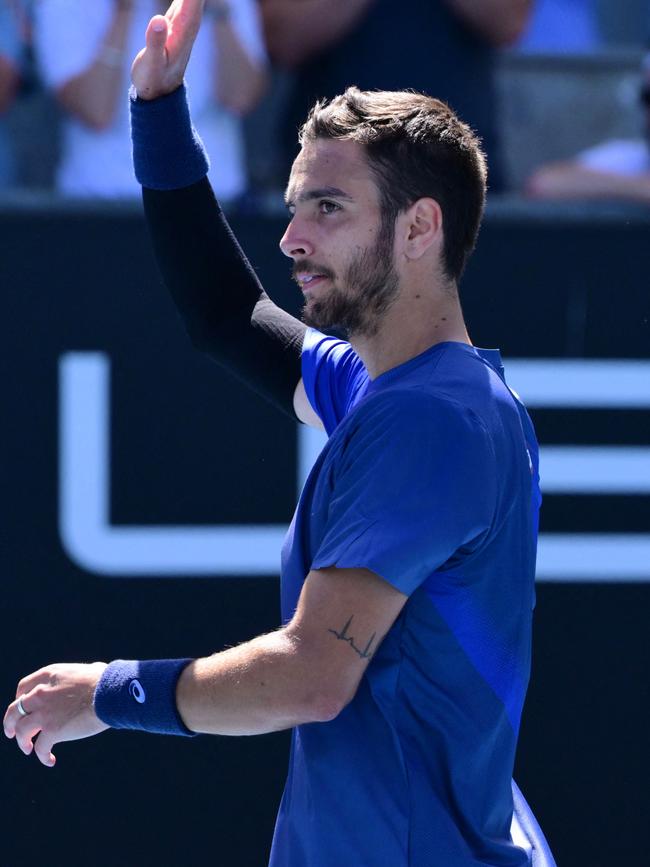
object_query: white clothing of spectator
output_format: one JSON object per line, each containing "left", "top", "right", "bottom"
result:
{"left": 33, "top": 0, "right": 267, "bottom": 200}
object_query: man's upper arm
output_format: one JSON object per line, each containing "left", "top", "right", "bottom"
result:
{"left": 285, "top": 566, "right": 407, "bottom": 712}
{"left": 293, "top": 378, "right": 325, "bottom": 430}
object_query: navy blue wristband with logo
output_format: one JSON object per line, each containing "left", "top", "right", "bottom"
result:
{"left": 130, "top": 82, "right": 210, "bottom": 190}
{"left": 93, "top": 658, "right": 197, "bottom": 737}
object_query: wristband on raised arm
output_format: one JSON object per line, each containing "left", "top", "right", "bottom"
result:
{"left": 130, "top": 83, "right": 210, "bottom": 190}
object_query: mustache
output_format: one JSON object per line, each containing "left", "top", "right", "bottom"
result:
{"left": 291, "top": 260, "right": 336, "bottom": 283}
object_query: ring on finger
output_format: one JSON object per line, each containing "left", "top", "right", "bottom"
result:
{"left": 16, "top": 697, "right": 30, "bottom": 717}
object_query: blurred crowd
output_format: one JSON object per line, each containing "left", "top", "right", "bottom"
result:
{"left": 1, "top": 0, "right": 649, "bottom": 205}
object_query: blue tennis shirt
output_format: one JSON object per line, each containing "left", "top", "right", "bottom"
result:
{"left": 270, "top": 329, "right": 541, "bottom": 867}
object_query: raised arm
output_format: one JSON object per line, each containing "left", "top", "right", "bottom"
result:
{"left": 443, "top": 0, "right": 532, "bottom": 46}
{"left": 131, "top": 0, "right": 317, "bottom": 422}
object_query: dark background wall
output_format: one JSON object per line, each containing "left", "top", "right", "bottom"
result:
{"left": 1, "top": 200, "right": 648, "bottom": 866}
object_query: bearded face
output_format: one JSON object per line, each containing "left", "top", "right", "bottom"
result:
{"left": 297, "top": 212, "right": 400, "bottom": 338}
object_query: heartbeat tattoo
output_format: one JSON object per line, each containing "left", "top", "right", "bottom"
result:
{"left": 328, "top": 615, "right": 376, "bottom": 660}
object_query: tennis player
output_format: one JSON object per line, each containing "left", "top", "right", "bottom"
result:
{"left": 4, "top": 2, "right": 550, "bottom": 864}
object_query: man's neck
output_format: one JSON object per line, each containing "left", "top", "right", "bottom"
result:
{"left": 350, "top": 283, "right": 471, "bottom": 380}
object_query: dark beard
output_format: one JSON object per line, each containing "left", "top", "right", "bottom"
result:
{"left": 301, "top": 216, "right": 399, "bottom": 338}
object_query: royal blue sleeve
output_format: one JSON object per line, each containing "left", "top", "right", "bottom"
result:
{"left": 310, "top": 391, "right": 497, "bottom": 596}
{"left": 301, "top": 328, "right": 369, "bottom": 435}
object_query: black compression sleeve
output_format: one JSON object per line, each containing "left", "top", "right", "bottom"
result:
{"left": 142, "top": 178, "right": 306, "bottom": 420}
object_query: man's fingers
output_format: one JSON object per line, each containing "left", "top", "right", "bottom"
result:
{"left": 146, "top": 14, "right": 169, "bottom": 50}
{"left": 11, "top": 712, "right": 57, "bottom": 767}
{"left": 132, "top": 15, "right": 171, "bottom": 100}
{"left": 5, "top": 663, "right": 107, "bottom": 768}
{"left": 15, "top": 668, "right": 49, "bottom": 699}
{"left": 14, "top": 717, "right": 42, "bottom": 757}
{"left": 165, "top": 0, "right": 183, "bottom": 21}
{"left": 33, "top": 732, "right": 57, "bottom": 768}
{"left": 166, "top": 0, "right": 203, "bottom": 23}
{"left": 3, "top": 695, "right": 33, "bottom": 738}
{"left": 132, "top": 1, "right": 204, "bottom": 99}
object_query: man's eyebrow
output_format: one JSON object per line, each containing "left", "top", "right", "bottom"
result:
{"left": 284, "top": 186, "right": 355, "bottom": 207}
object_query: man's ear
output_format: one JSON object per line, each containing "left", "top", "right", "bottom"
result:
{"left": 400, "top": 198, "right": 443, "bottom": 261}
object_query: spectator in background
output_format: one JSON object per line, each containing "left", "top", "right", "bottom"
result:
{"left": 525, "top": 54, "right": 650, "bottom": 203}
{"left": 515, "top": 0, "right": 601, "bottom": 54}
{"left": 261, "top": 0, "right": 533, "bottom": 193}
{"left": 32, "top": 0, "right": 267, "bottom": 201}
{"left": 0, "top": 0, "right": 26, "bottom": 188}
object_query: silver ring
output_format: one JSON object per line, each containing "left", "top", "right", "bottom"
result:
{"left": 16, "top": 697, "right": 30, "bottom": 717}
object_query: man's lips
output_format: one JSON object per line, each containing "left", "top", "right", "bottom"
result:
{"left": 294, "top": 273, "right": 330, "bottom": 293}
{"left": 300, "top": 275, "right": 328, "bottom": 292}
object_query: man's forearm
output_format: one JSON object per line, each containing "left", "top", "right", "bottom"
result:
{"left": 132, "top": 86, "right": 304, "bottom": 419}
{"left": 443, "top": 0, "right": 532, "bottom": 45}
{"left": 262, "top": 0, "right": 376, "bottom": 67}
{"left": 176, "top": 628, "right": 340, "bottom": 735}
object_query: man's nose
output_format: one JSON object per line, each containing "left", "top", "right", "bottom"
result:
{"left": 279, "top": 220, "right": 315, "bottom": 259}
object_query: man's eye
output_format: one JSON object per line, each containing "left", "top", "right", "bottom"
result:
{"left": 319, "top": 200, "right": 340, "bottom": 214}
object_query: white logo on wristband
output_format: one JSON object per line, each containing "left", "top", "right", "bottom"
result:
{"left": 129, "top": 679, "right": 146, "bottom": 704}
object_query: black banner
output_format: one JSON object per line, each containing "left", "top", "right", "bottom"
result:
{"left": 1, "top": 200, "right": 648, "bottom": 866}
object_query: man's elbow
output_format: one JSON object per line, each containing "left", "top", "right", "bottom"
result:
{"left": 286, "top": 628, "right": 362, "bottom": 723}
{"left": 304, "top": 688, "right": 351, "bottom": 723}
{"left": 301, "top": 674, "right": 360, "bottom": 723}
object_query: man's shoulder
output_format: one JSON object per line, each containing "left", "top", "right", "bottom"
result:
{"left": 347, "top": 385, "right": 491, "bottom": 445}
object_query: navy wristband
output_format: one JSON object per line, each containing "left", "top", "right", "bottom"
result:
{"left": 94, "top": 658, "right": 197, "bottom": 736}
{"left": 130, "top": 83, "right": 210, "bottom": 190}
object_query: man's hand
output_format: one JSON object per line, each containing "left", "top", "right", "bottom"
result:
{"left": 3, "top": 663, "right": 109, "bottom": 768}
{"left": 131, "top": 0, "right": 205, "bottom": 100}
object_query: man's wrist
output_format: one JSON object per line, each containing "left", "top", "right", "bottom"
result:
{"left": 130, "top": 83, "right": 211, "bottom": 190}
{"left": 93, "top": 658, "right": 197, "bottom": 736}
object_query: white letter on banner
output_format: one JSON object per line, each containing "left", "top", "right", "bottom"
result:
{"left": 58, "top": 353, "right": 650, "bottom": 581}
